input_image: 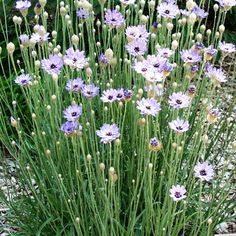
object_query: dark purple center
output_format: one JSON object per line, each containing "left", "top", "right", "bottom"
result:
{"left": 108, "top": 95, "right": 113, "bottom": 100}
{"left": 176, "top": 99, "right": 182, "bottom": 105}
{"left": 200, "top": 169, "right": 207, "bottom": 176}
{"left": 50, "top": 64, "right": 56, "bottom": 69}
{"left": 106, "top": 132, "right": 112, "bottom": 136}
{"left": 176, "top": 126, "right": 183, "bottom": 130}
{"left": 71, "top": 112, "right": 77, "bottom": 116}
{"left": 174, "top": 192, "right": 181, "bottom": 198}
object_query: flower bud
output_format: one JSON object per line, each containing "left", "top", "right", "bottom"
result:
{"left": 171, "top": 40, "right": 178, "bottom": 50}
{"left": 219, "top": 25, "right": 225, "bottom": 33}
{"left": 140, "top": 15, "right": 148, "bottom": 24}
{"left": 7, "top": 42, "right": 15, "bottom": 54}
{"left": 188, "top": 13, "right": 197, "bottom": 25}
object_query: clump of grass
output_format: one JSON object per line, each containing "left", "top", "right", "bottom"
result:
{"left": 0, "top": 0, "right": 236, "bottom": 235}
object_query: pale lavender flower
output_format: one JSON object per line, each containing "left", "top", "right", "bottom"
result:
{"left": 181, "top": 49, "right": 201, "bottom": 64}
{"left": 169, "top": 92, "right": 191, "bottom": 109}
{"left": 96, "top": 124, "right": 120, "bottom": 144}
{"left": 205, "top": 65, "right": 227, "bottom": 84}
{"left": 60, "top": 121, "right": 82, "bottom": 135}
{"left": 170, "top": 185, "right": 187, "bottom": 201}
{"left": 63, "top": 104, "right": 82, "bottom": 121}
{"left": 193, "top": 42, "right": 205, "bottom": 51}
{"left": 76, "top": 8, "right": 90, "bottom": 19}
{"left": 63, "top": 48, "right": 87, "bottom": 70}
{"left": 19, "top": 34, "right": 29, "bottom": 46}
{"left": 219, "top": 41, "right": 236, "bottom": 54}
{"left": 120, "top": 0, "right": 135, "bottom": 5}
{"left": 157, "top": 3, "right": 179, "bottom": 19}
{"left": 31, "top": 32, "right": 50, "bottom": 43}
{"left": 15, "top": 73, "right": 32, "bottom": 86}
{"left": 157, "top": 48, "right": 174, "bottom": 58}
{"left": 16, "top": 0, "right": 31, "bottom": 10}
{"left": 126, "top": 40, "right": 147, "bottom": 56}
{"left": 194, "top": 162, "right": 214, "bottom": 181}
{"left": 81, "top": 84, "right": 100, "bottom": 99}
{"left": 99, "top": 53, "right": 109, "bottom": 64}
{"left": 101, "top": 89, "right": 118, "bottom": 103}
{"left": 190, "top": 65, "right": 199, "bottom": 73}
{"left": 180, "top": 9, "right": 191, "bottom": 17}
{"left": 192, "top": 6, "right": 208, "bottom": 19}
{"left": 123, "top": 89, "right": 133, "bottom": 101}
{"left": 169, "top": 118, "right": 189, "bottom": 133}
{"left": 105, "top": 9, "right": 125, "bottom": 28}
{"left": 137, "top": 98, "right": 161, "bottom": 116}
{"left": 149, "top": 137, "right": 162, "bottom": 151}
{"left": 125, "top": 25, "right": 149, "bottom": 42}
{"left": 215, "top": 0, "right": 236, "bottom": 10}
{"left": 204, "top": 46, "right": 218, "bottom": 60}
{"left": 186, "top": 84, "right": 197, "bottom": 97}
{"left": 65, "top": 78, "right": 84, "bottom": 92}
{"left": 41, "top": 55, "right": 64, "bottom": 75}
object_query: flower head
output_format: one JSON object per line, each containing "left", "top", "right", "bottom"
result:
{"left": 63, "top": 104, "right": 82, "bottom": 121}
{"left": 101, "top": 88, "right": 118, "bottom": 103}
{"left": 169, "top": 92, "right": 191, "bottom": 109}
{"left": 126, "top": 40, "right": 147, "bottom": 56}
{"left": 125, "top": 25, "right": 149, "bottom": 42}
{"left": 65, "top": 78, "right": 84, "bottom": 92}
{"left": 219, "top": 41, "right": 236, "bottom": 54}
{"left": 81, "top": 84, "right": 100, "bottom": 99}
{"left": 170, "top": 185, "right": 187, "bottom": 201}
{"left": 41, "top": 55, "right": 64, "bottom": 75}
{"left": 63, "top": 48, "right": 87, "bottom": 70}
{"left": 194, "top": 162, "right": 214, "bottom": 181}
{"left": 186, "top": 84, "right": 197, "bottom": 97}
{"left": 157, "top": 3, "right": 179, "bottom": 19}
{"left": 149, "top": 137, "right": 162, "bottom": 151}
{"left": 205, "top": 65, "right": 227, "bottom": 85}
{"left": 76, "top": 8, "right": 90, "bottom": 19}
{"left": 96, "top": 124, "right": 120, "bottom": 144}
{"left": 181, "top": 49, "right": 201, "bottom": 64}
{"left": 137, "top": 98, "right": 161, "bottom": 116}
{"left": 157, "top": 48, "right": 174, "bottom": 58}
{"left": 16, "top": 0, "right": 31, "bottom": 10}
{"left": 123, "top": 89, "right": 133, "bottom": 101}
{"left": 105, "top": 9, "right": 125, "bottom": 28}
{"left": 169, "top": 118, "right": 189, "bottom": 133}
{"left": 15, "top": 73, "right": 32, "bottom": 86}
{"left": 19, "top": 34, "right": 29, "bottom": 46}
{"left": 60, "top": 121, "right": 82, "bottom": 136}
{"left": 207, "top": 108, "right": 220, "bottom": 124}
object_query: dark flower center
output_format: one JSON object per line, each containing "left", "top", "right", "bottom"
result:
{"left": 187, "top": 56, "right": 193, "bottom": 60}
{"left": 165, "top": 10, "right": 170, "bottom": 14}
{"left": 73, "top": 58, "right": 77, "bottom": 62}
{"left": 71, "top": 112, "right": 77, "bottom": 116}
{"left": 154, "top": 63, "right": 160, "bottom": 68}
{"left": 106, "top": 132, "right": 112, "bottom": 136}
{"left": 200, "top": 169, "right": 207, "bottom": 176}
{"left": 174, "top": 192, "right": 181, "bottom": 198}
{"left": 111, "top": 18, "right": 116, "bottom": 22}
{"left": 50, "top": 64, "right": 56, "bottom": 69}
{"left": 134, "top": 47, "right": 140, "bottom": 53}
{"left": 176, "top": 126, "right": 183, "bottom": 130}
{"left": 176, "top": 99, "right": 182, "bottom": 105}
{"left": 21, "top": 79, "right": 27, "bottom": 84}
{"left": 108, "top": 95, "right": 113, "bottom": 100}
{"left": 146, "top": 106, "right": 151, "bottom": 110}
{"left": 117, "top": 94, "right": 123, "bottom": 98}
{"left": 87, "top": 91, "right": 92, "bottom": 95}
{"left": 142, "top": 68, "right": 147, "bottom": 72}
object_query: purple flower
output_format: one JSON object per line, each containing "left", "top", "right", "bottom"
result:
{"left": 63, "top": 48, "right": 87, "bottom": 70}
{"left": 101, "top": 88, "right": 118, "bottom": 103}
{"left": 207, "top": 108, "right": 220, "bottom": 124}
{"left": 204, "top": 46, "right": 218, "bottom": 60}
{"left": 193, "top": 42, "right": 205, "bottom": 52}
{"left": 219, "top": 41, "right": 236, "bottom": 54}
{"left": 123, "top": 89, "right": 133, "bottom": 101}
{"left": 194, "top": 162, "right": 214, "bottom": 181}
{"left": 181, "top": 49, "right": 201, "bottom": 64}
{"left": 105, "top": 9, "right": 125, "bottom": 28}
{"left": 186, "top": 84, "right": 197, "bottom": 97}
{"left": 149, "top": 137, "right": 162, "bottom": 151}
{"left": 60, "top": 121, "right": 82, "bottom": 136}
{"left": 215, "top": 0, "right": 236, "bottom": 10}
{"left": 190, "top": 65, "right": 199, "bottom": 73}
{"left": 115, "top": 88, "right": 125, "bottom": 101}
{"left": 192, "top": 6, "right": 208, "bottom": 19}
{"left": 65, "top": 78, "right": 84, "bottom": 92}
{"left": 19, "top": 34, "right": 29, "bottom": 46}
{"left": 99, "top": 53, "right": 109, "bottom": 64}
{"left": 41, "top": 55, "right": 64, "bottom": 75}
{"left": 125, "top": 25, "right": 149, "bottom": 42}
{"left": 169, "top": 92, "right": 190, "bottom": 109}
{"left": 15, "top": 73, "right": 32, "bottom": 86}
{"left": 205, "top": 65, "right": 227, "bottom": 84}
{"left": 96, "top": 124, "right": 120, "bottom": 144}
{"left": 157, "top": 3, "right": 179, "bottom": 19}
{"left": 126, "top": 40, "right": 147, "bottom": 56}
{"left": 157, "top": 48, "right": 174, "bottom": 58}
{"left": 63, "top": 104, "right": 82, "bottom": 121}
{"left": 31, "top": 32, "right": 50, "bottom": 43}
{"left": 81, "top": 84, "right": 100, "bottom": 99}
{"left": 137, "top": 98, "right": 161, "bottom": 116}
{"left": 169, "top": 118, "right": 189, "bottom": 133}
{"left": 170, "top": 185, "right": 187, "bottom": 201}
{"left": 76, "top": 8, "right": 90, "bottom": 19}
{"left": 16, "top": 0, "right": 31, "bottom": 10}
